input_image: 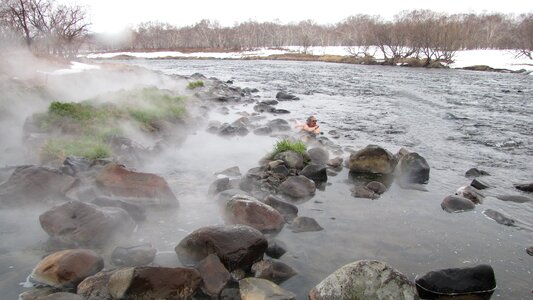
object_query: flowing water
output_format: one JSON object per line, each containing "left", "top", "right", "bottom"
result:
{"left": 1, "top": 59, "right": 532, "bottom": 299}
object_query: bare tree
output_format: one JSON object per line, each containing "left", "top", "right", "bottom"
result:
{"left": 515, "top": 13, "right": 533, "bottom": 59}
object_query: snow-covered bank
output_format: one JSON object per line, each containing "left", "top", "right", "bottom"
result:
{"left": 39, "top": 61, "right": 101, "bottom": 76}
{"left": 83, "top": 46, "right": 533, "bottom": 73}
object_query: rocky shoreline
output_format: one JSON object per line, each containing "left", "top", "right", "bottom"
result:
{"left": 1, "top": 63, "right": 531, "bottom": 299}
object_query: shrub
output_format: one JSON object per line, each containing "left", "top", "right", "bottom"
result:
{"left": 187, "top": 80, "right": 204, "bottom": 89}
{"left": 271, "top": 139, "right": 307, "bottom": 158}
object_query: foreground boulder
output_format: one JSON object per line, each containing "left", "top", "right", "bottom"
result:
{"left": 95, "top": 163, "right": 178, "bottom": 206}
{"left": 415, "top": 264, "right": 496, "bottom": 299}
{"left": 39, "top": 201, "right": 136, "bottom": 247}
{"left": 348, "top": 145, "right": 396, "bottom": 174}
{"left": 108, "top": 267, "right": 201, "bottom": 299}
{"left": 441, "top": 195, "right": 475, "bottom": 213}
{"left": 225, "top": 194, "right": 285, "bottom": 233}
{"left": 197, "top": 254, "right": 231, "bottom": 297}
{"left": 77, "top": 270, "right": 115, "bottom": 299}
{"left": 396, "top": 152, "right": 430, "bottom": 184}
{"left": 175, "top": 225, "right": 267, "bottom": 271}
{"left": 240, "top": 278, "right": 296, "bottom": 300}
{"left": 0, "top": 166, "right": 76, "bottom": 207}
{"left": 30, "top": 249, "right": 103, "bottom": 289}
{"left": 309, "top": 260, "right": 417, "bottom": 300}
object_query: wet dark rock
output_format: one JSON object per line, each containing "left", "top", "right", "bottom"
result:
{"left": 91, "top": 196, "right": 147, "bottom": 222}
{"left": 483, "top": 209, "right": 516, "bottom": 226}
{"left": 526, "top": 246, "right": 533, "bottom": 256}
{"left": 240, "top": 278, "right": 296, "bottom": 300}
{"left": 279, "top": 175, "right": 316, "bottom": 199}
{"left": 275, "top": 91, "right": 300, "bottom": 101}
{"left": 254, "top": 126, "right": 273, "bottom": 135}
{"left": 415, "top": 264, "right": 496, "bottom": 299}
{"left": 289, "top": 216, "right": 323, "bottom": 233}
{"left": 300, "top": 164, "right": 328, "bottom": 183}
{"left": 309, "top": 260, "right": 416, "bottom": 300}
{"left": 514, "top": 182, "right": 533, "bottom": 192}
{"left": 465, "top": 167, "right": 490, "bottom": 177}
{"left": 307, "top": 147, "right": 329, "bottom": 165}
{"left": 366, "top": 181, "right": 387, "bottom": 194}
{"left": 111, "top": 243, "right": 157, "bottom": 267}
{"left": 348, "top": 145, "right": 396, "bottom": 174}
{"left": 197, "top": 254, "right": 231, "bottom": 297}
{"left": 455, "top": 186, "right": 484, "bottom": 204}
{"left": 108, "top": 267, "right": 201, "bottom": 299}
{"left": 271, "top": 108, "right": 291, "bottom": 114}
{"left": 471, "top": 178, "right": 490, "bottom": 190}
{"left": 225, "top": 194, "right": 285, "bottom": 233}
{"left": 95, "top": 163, "right": 178, "bottom": 206}
{"left": 30, "top": 249, "right": 104, "bottom": 289}
{"left": 244, "top": 87, "right": 259, "bottom": 93}
{"left": 274, "top": 151, "right": 304, "bottom": 170}
{"left": 254, "top": 103, "right": 275, "bottom": 113}
{"left": 262, "top": 194, "right": 298, "bottom": 222}
{"left": 220, "top": 287, "right": 241, "bottom": 299}
{"left": 396, "top": 152, "right": 430, "bottom": 184}
{"left": 351, "top": 186, "right": 379, "bottom": 199}
{"left": 252, "top": 258, "right": 297, "bottom": 284}
{"left": 218, "top": 123, "right": 249, "bottom": 136}
{"left": 259, "top": 100, "right": 278, "bottom": 106}
{"left": 266, "top": 119, "right": 291, "bottom": 132}
{"left": 441, "top": 195, "right": 475, "bottom": 213}
{"left": 0, "top": 165, "right": 76, "bottom": 207}
{"left": 77, "top": 270, "right": 115, "bottom": 299}
{"left": 209, "top": 177, "right": 231, "bottom": 195}
{"left": 266, "top": 238, "right": 287, "bottom": 259}
{"left": 270, "top": 164, "right": 290, "bottom": 179}
{"left": 40, "top": 201, "right": 135, "bottom": 247}
{"left": 60, "top": 156, "right": 91, "bottom": 176}
{"left": 175, "top": 224, "right": 267, "bottom": 271}
{"left": 495, "top": 195, "right": 532, "bottom": 203}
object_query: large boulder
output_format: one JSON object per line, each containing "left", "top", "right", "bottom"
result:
{"left": 415, "top": 264, "right": 496, "bottom": 299}
{"left": 30, "top": 249, "right": 103, "bottom": 289}
{"left": 77, "top": 270, "right": 115, "bottom": 299}
{"left": 279, "top": 176, "right": 316, "bottom": 199}
{"left": 0, "top": 166, "right": 76, "bottom": 207}
{"left": 309, "top": 260, "right": 417, "bottom": 300}
{"left": 39, "top": 201, "right": 136, "bottom": 247}
{"left": 225, "top": 194, "right": 285, "bottom": 233}
{"left": 95, "top": 163, "right": 178, "bottom": 206}
{"left": 274, "top": 151, "right": 304, "bottom": 170}
{"left": 441, "top": 195, "right": 475, "bottom": 213}
{"left": 197, "top": 254, "right": 231, "bottom": 297}
{"left": 240, "top": 278, "right": 296, "bottom": 300}
{"left": 396, "top": 152, "right": 430, "bottom": 184}
{"left": 175, "top": 225, "right": 267, "bottom": 271}
{"left": 348, "top": 145, "right": 396, "bottom": 174}
{"left": 108, "top": 267, "right": 202, "bottom": 299}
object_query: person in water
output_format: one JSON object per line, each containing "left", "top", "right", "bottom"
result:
{"left": 295, "top": 115, "right": 320, "bottom": 135}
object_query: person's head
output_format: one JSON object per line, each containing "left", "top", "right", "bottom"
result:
{"left": 307, "top": 115, "right": 317, "bottom": 126}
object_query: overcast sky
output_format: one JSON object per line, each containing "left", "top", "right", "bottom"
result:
{"left": 57, "top": 0, "right": 532, "bottom": 33}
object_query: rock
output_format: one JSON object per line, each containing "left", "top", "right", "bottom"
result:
{"left": 262, "top": 195, "right": 298, "bottom": 222}
{"left": 91, "top": 196, "right": 147, "bottom": 222}
{"left": 152, "top": 251, "right": 183, "bottom": 268}
{"left": 526, "top": 246, "right": 533, "bottom": 256}
{"left": 108, "top": 267, "right": 201, "bottom": 299}
{"left": 209, "top": 177, "right": 231, "bottom": 195}
{"left": 270, "top": 164, "right": 290, "bottom": 179}
{"left": 308, "top": 147, "right": 329, "bottom": 165}
{"left": 216, "top": 188, "right": 250, "bottom": 206}
{"left": 252, "top": 259, "right": 297, "bottom": 284}
{"left": 225, "top": 194, "right": 285, "bottom": 233}
{"left": 19, "top": 287, "right": 58, "bottom": 300}
{"left": 495, "top": 195, "right": 532, "bottom": 203}
{"left": 95, "top": 163, "right": 178, "bottom": 206}
{"left": 415, "top": 264, "right": 496, "bottom": 299}
{"left": 267, "top": 119, "right": 291, "bottom": 132}
{"left": 39, "top": 201, "right": 135, "bottom": 247}
{"left": 348, "top": 145, "right": 396, "bottom": 174}
{"left": 266, "top": 238, "right": 287, "bottom": 259}
{"left": 366, "top": 181, "right": 387, "bottom": 194}
{"left": 470, "top": 178, "right": 490, "bottom": 190}
{"left": 254, "top": 126, "right": 273, "bottom": 135}
{"left": 279, "top": 176, "right": 316, "bottom": 199}
{"left": 259, "top": 100, "right": 278, "bottom": 106}
{"left": 327, "top": 157, "right": 343, "bottom": 168}
{"left": 271, "top": 108, "right": 291, "bottom": 114}
{"left": 514, "top": 182, "right": 533, "bottom": 192}
{"left": 111, "top": 243, "right": 157, "bottom": 267}
{"left": 35, "top": 292, "right": 83, "bottom": 300}
{"left": 175, "top": 224, "right": 267, "bottom": 271}
{"left": 275, "top": 91, "right": 300, "bottom": 101}
{"left": 465, "top": 168, "right": 490, "bottom": 177}
{"left": 483, "top": 209, "right": 516, "bottom": 226}
{"left": 77, "top": 270, "right": 115, "bottom": 300}
{"left": 215, "top": 166, "right": 242, "bottom": 177}
{"left": 30, "top": 249, "right": 103, "bottom": 289}
{"left": 60, "top": 156, "right": 92, "bottom": 176}
{"left": 289, "top": 216, "right": 323, "bottom": 233}
{"left": 309, "top": 260, "right": 416, "bottom": 300}
{"left": 300, "top": 164, "right": 328, "bottom": 183}
{"left": 274, "top": 151, "right": 304, "bottom": 170}
{"left": 396, "top": 152, "right": 430, "bottom": 184}
{"left": 441, "top": 195, "right": 475, "bottom": 213}
{"left": 455, "top": 186, "right": 484, "bottom": 204}
{"left": 240, "top": 278, "right": 296, "bottom": 300}
{"left": 0, "top": 165, "right": 76, "bottom": 207}
{"left": 197, "top": 254, "right": 231, "bottom": 297}
{"left": 351, "top": 186, "right": 379, "bottom": 199}
{"left": 254, "top": 103, "right": 275, "bottom": 113}
{"left": 220, "top": 287, "right": 241, "bottom": 299}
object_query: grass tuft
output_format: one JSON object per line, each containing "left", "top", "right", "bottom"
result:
{"left": 271, "top": 139, "right": 307, "bottom": 158}
{"left": 40, "top": 138, "right": 111, "bottom": 162}
{"left": 187, "top": 80, "right": 204, "bottom": 89}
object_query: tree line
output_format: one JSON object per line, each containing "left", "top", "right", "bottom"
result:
{"left": 1, "top": 1, "right": 532, "bottom": 62}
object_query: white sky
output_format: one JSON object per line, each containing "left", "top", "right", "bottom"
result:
{"left": 57, "top": 0, "right": 532, "bottom": 33}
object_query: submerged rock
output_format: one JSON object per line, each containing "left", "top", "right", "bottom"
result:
{"left": 348, "top": 145, "right": 396, "bottom": 174}
{"left": 495, "top": 195, "right": 532, "bottom": 203}
{"left": 465, "top": 167, "right": 490, "bottom": 178}
{"left": 261, "top": 194, "right": 298, "bottom": 222}
{"left": 240, "top": 278, "right": 296, "bottom": 300}
{"left": 289, "top": 216, "right": 323, "bottom": 233}
{"left": 483, "top": 209, "right": 516, "bottom": 226}
{"left": 30, "top": 249, "right": 103, "bottom": 289}
{"left": 366, "top": 181, "right": 387, "bottom": 194}
{"left": 351, "top": 186, "right": 380, "bottom": 199}
{"left": 441, "top": 195, "right": 475, "bottom": 213}
{"left": 309, "top": 260, "right": 417, "bottom": 300}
